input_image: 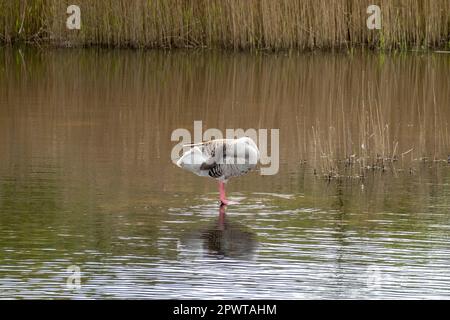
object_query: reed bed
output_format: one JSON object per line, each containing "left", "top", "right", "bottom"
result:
{"left": 1, "top": 0, "right": 450, "bottom": 50}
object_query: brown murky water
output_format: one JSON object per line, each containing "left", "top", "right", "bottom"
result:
{"left": 0, "top": 47, "right": 450, "bottom": 299}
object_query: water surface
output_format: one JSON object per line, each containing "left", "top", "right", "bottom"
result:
{"left": 0, "top": 48, "right": 450, "bottom": 299}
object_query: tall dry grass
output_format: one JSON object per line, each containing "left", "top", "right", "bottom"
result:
{"left": 1, "top": 0, "right": 449, "bottom": 50}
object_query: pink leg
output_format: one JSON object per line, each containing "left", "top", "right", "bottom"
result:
{"left": 219, "top": 181, "right": 229, "bottom": 205}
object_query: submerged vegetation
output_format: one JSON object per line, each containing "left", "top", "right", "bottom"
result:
{"left": 1, "top": 0, "right": 450, "bottom": 50}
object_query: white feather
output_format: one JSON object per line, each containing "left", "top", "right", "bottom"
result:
{"left": 176, "top": 147, "right": 209, "bottom": 176}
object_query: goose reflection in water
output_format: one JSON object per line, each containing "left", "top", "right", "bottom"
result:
{"left": 200, "top": 204, "right": 257, "bottom": 259}
{"left": 182, "top": 204, "right": 257, "bottom": 260}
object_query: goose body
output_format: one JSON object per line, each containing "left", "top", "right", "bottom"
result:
{"left": 176, "top": 137, "right": 260, "bottom": 204}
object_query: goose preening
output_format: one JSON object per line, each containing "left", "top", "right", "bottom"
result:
{"left": 176, "top": 137, "right": 260, "bottom": 205}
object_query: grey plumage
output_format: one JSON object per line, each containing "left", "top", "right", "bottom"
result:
{"left": 177, "top": 137, "right": 260, "bottom": 182}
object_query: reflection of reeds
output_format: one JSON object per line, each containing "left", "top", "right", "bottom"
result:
{"left": 309, "top": 83, "right": 450, "bottom": 179}
{"left": 1, "top": 0, "right": 450, "bottom": 50}
{"left": 297, "top": 50, "right": 450, "bottom": 179}
{"left": 0, "top": 48, "right": 449, "bottom": 184}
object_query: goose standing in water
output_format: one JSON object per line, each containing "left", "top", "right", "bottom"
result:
{"left": 176, "top": 137, "right": 260, "bottom": 205}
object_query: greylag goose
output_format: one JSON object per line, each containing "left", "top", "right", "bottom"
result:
{"left": 176, "top": 137, "right": 260, "bottom": 205}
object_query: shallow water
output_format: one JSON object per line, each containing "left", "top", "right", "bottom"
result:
{"left": 0, "top": 48, "right": 449, "bottom": 299}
